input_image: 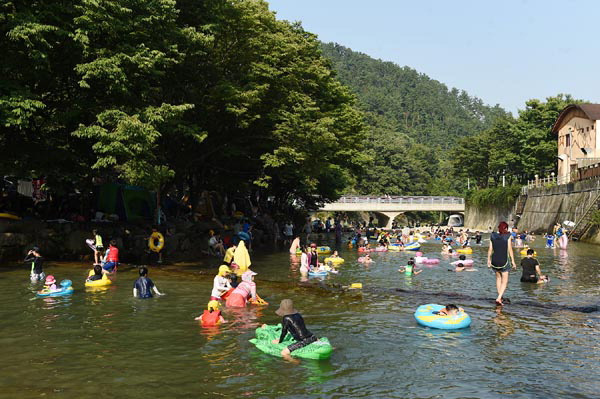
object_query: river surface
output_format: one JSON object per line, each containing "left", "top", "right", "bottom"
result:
{"left": 2, "top": 236, "right": 600, "bottom": 398}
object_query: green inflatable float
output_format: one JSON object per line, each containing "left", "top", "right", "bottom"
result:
{"left": 249, "top": 324, "right": 333, "bottom": 360}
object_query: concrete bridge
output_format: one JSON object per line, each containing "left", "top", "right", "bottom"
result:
{"left": 318, "top": 196, "right": 465, "bottom": 228}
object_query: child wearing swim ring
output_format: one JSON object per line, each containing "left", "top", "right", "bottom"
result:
{"left": 87, "top": 265, "right": 104, "bottom": 282}
{"left": 195, "top": 300, "right": 226, "bottom": 326}
{"left": 42, "top": 275, "right": 59, "bottom": 292}
{"left": 436, "top": 304, "right": 463, "bottom": 316}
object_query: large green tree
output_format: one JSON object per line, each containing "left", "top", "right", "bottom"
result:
{"left": 1, "top": 0, "right": 366, "bottom": 212}
{"left": 451, "top": 94, "right": 582, "bottom": 189}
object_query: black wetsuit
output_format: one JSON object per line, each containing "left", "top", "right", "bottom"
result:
{"left": 521, "top": 257, "right": 539, "bottom": 282}
{"left": 490, "top": 232, "right": 511, "bottom": 272}
{"left": 24, "top": 254, "right": 43, "bottom": 274}
{"left": 475, "top": 234, "right": 482, "bottom": 244}
{"left": 279, "top": 313, "right": 317, "bottom": 352}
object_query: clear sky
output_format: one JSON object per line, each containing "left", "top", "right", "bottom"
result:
{"left": 267, "top": 0, "right": 600, "bottom": 114}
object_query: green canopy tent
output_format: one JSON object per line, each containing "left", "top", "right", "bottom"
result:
{"left": 96, "top": 183, "right": 155, "bottom": 221}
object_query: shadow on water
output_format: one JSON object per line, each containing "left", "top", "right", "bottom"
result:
{"left": 283, "top": 279, "right": 600, "bottom": 315}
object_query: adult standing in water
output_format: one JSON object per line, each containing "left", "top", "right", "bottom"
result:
{"left": 487, "top": 221, "right": 517, "bottom": 306}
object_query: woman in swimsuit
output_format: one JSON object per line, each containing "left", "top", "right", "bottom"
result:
{"left": 487, "top": 221, "right": 517, "bottom": 306}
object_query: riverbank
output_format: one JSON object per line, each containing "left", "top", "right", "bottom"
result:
{"left": 0, "top": 215, "right": 276, "bottom": 265}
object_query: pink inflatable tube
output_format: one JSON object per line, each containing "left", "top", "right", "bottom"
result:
{"left": 451, "top": 259, "right": 474, "bottom": 266}
{"left": 422, "top": 258, "right": 440, "bottom": 265}
{"left": 374, "top": 247, "right": 388, "bottom": 252}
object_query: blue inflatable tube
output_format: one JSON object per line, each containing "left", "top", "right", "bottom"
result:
{"left": 404, "top": 243, "right": 420, "bottom": 251}
{"left": 414, "top": 304, "right": 471, "bottom": 330}
{"left": 36, "top": 280, "right": 74, "bottom": 298}
{"left": 308, "top": 270, "right": 328, "bottom": 277}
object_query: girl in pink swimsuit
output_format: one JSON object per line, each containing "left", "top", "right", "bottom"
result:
{"left": 226, "top": 270, "right": 258, "bottom": 307}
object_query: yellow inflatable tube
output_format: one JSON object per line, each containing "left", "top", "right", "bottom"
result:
{"left": 148, "top": 232, "right": 165, "bottom": 252}
{"left": 520, "top": 248, "right": 537, "bottom": 256}
{"left": 457, "top": 248, "right": 473, "bottom": 254}
{"left": 324, "top": 257, "right": 344, "bottom": 265}
{"left": 0, "top": 213, "right": 20, "bottom": 220}
{"left": 317, "top": 246, "right": 331, "bottom": 255}
{"left": 85, "top": 270, "right": 112, "bottom": 287}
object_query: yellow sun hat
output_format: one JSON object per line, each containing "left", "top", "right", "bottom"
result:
{"left": 207, "top": 300, "right": 220, "bottom": 311}
{"left": 218, "top": 265, "right": 231, "bottom": 276}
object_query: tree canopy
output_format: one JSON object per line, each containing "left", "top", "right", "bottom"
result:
{"left": 450, "top": 94, "right": 580, "bottom": 189}
{"left": 1, "top": 0, "right": 366, "bottom": 210}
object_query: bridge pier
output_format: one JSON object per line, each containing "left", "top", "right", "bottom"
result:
{"left": 376, "top": 212, "right": 402, "bottom": 229}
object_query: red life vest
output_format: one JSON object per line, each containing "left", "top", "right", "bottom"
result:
{"left": 106, "top": 246, "right": 119, "bottom": 262}
{"left": 201, "top": 309, "right": 221, "bottom": 326}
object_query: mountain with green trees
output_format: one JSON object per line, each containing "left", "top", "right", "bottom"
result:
{"left": 320, "top": 42, "right": 510, "bottom": 196}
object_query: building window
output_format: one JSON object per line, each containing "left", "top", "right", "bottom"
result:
{"left": 587, "top": 126, "right": 590, "bottom": 132}
{"left": 566, "top": 134, "right": 571, "bottom": 147}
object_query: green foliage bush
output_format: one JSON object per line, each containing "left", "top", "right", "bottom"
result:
{"left": 466, "top": 186, "right": 521, "bottom": 209}
{"left": 589, "top": 210, "right": 600, "bottom": 227}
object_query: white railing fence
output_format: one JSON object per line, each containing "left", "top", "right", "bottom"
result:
{"left": 336, "top": 196, "right": 464, "bottom": 205}
{"left": 524, "top": 174, "right": 568, "bottom": 190}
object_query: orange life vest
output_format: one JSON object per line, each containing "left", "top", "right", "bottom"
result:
{"left": 201, "top": 309, "right": 221, "bottom": 326}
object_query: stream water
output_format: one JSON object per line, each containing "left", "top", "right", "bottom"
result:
{"left": 2, "top": 236, "right": 600, "bottom": 398}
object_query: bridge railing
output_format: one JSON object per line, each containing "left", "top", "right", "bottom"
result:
{"left": 334, "top": 196, "right": 464, "bottom": 205}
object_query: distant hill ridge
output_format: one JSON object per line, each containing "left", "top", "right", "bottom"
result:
{"left": 320, "top": 42, "right": 508, "bottom": 149}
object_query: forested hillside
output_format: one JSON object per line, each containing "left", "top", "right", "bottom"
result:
{"left": 321, "top": 42, "right": 509, "bottom": 195}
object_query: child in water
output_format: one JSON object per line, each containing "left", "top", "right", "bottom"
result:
{"left": 44, "top": 275, "right": 58, "bottom": 291}
{"left": 87, "top": 264, "right": 104, "bottom": 282}
{"left": 398, "top": 260, "right": 422, "bottom": 275}
{"left": 268, "top": 298, "right": 318, "bottom": 360}
{"left": 42, "top": 275, "right": 59, "bottom": 292}
{"left": 133, "top": 267, "right": 164, "bottom": 298}
{"left": 435, "top": 304, "right": 464, "bottom": 316}
{"left": 545, "top": 233, "right": 555, "bottom": 248}
{"left": 451, "top": 263, "right": 477, "bottom": 272}
{"left": 520, "top": 249, "right": 549, "bottom": 284}
{"left": 360, "top": 253, "right": 373, "bottom": 263}
{"left": 195, "top": 300, "right": 226, "bottom": 326}
{"left": 514, "top": 236, "right": 523, "bottom": 247}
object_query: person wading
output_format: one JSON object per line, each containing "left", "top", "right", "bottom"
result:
{"left": 487, "top": 221, "right": 517, "bottom": 306}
